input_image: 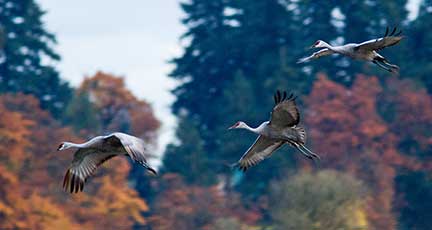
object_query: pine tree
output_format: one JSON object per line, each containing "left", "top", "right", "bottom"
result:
{"left": 167, "top": 0, "right": 240, "bottom": 185}
{"left": 0, "top": 0, "right": 71, "bottom": 118}
{"left": 406, "top": 0, "right": 432, "bottom": 92}
{"left": 162, "top": 117, "right": 216, "bottom": 185}
{"left": 165, "top": 0, "right": 303, "bottom": 192}
{"left": 396, "top": 171, "right": 432, "bottom": 230}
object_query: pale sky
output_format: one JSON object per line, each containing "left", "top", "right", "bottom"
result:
{"left": 36, "top": 0, "right": 421, "bottom": 161}
{"left": 37, "top": 0, "right": 185, "bottom": 160}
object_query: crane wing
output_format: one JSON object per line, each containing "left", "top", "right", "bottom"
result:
{"left": 111, "top": 133, "right": 157, "bottom": 175}
{"left": 235, "top": 135, "right": 284, "bottom": 171}
{"left": 356, "top": 27, "right": 403, "bottom": 52}
{"left": 270, "top": 90, "right": 300, "bottom": 128}
{"left": 63, "top": 149, "right": 117, "bottom": 193}
{"left": 297, "top": 48, "right": 334, "bottom": 63}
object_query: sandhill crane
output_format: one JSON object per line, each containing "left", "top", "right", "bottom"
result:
{"left": 228, "top": 91, "right": 320, "bottom": 171}
{"left": 297, "top": 27, "right": 403, "bottom": 73}
{"left": 58, "top": 132, "right": 157, "bottom": 193}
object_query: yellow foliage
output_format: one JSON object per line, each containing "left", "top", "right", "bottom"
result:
{"left": 0, "top": 93, "right": 152, "bottom": 229}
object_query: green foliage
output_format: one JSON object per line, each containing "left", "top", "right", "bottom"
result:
{"left": 63, "top": 92, "right": 100, "bottom": 133}
{"left": 336, "top": 0, "right": 409, "bottom": 81}
{"left": 406, "top": 0, "right": 432, "bottom": 92}
{"left": 396, "top": 171, "right": 432, "bottom": 230}
{"left": 165, "top": 0, "right": 432, "bottom": 227}
{"left": 166, "top": 0, "right": 310, "bottom": 196}
{"left": 0, "top": 0, "right": 72, "bottom": 118}
{"left": 162, "top": 117, "right": 216, "bottom": 185}
{"left": 269, "top": 170, "right": 367, "bottom": 230}
{"left": 210, "top": 217, "right": 245, "bottom": 230}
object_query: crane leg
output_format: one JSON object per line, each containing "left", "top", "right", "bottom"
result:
{"left": 293, "top": 143, "right": 313, "bottom": 160}
{"left": 293, "top": 143, "right": 320, "bottom": 166}
{"left": 373, "top": 60, "right": 393, "bottom": 72}
{"left": 381, "top": 60, "right": 400, "bottom": 71}
{"left": 300, "top": 145, "right": 321, "bottom": 162}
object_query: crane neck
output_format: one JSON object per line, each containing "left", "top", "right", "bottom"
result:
{"left": 244, "top": 121, "right": 268, "bottom": 134}
{"left": 63, "top": 142, "right": 85, "bottom": 149}
{"left": 245, "top": 124, "right": 258, "bottom": 133}
{"left": 320, "top": 41, "right": 334, "bottom": 50}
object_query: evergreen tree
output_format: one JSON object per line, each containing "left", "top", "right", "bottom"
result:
{"left": 338, "top": 0, "right": 409, "bottom": 83}
{"left": 165, "top": 0, "right": 304, "bottom": 193}
{"left": 291, "top": 0, "right": 341, "bottom": 81}
{"left": 0, "top": 0, "right": 71, "bottom": 118}
{"left": 163, "top": 0, "right": 430, "bottom": 228}
{"left": 164, "top": 0, "right": 415, "bottom": 204}
{"left": 396, "top": 171, "right": 432, "bottom": 230}
{"left": 162, "top": 117, "right": 216, "bottom": 185}
{"left": 406, "top": 0, "right": 432, "bottom": 92}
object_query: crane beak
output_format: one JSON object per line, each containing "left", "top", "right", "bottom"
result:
{"left": 228, "top": 125, "right": 236, "bottom": 130}
{"left": 309, "top": 45, "right": 315, "bottom": 49}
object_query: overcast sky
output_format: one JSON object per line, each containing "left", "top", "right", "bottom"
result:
{"left": 36, "top": 0, "right": 421, "bottom": 160}
{"left": 37, "top": 0, "right": 185, "bottom": 159}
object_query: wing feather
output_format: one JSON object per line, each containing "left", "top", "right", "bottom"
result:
{"left": 270, "top": 91, "right": 300, "bottom": 127}
{"left": 236, "top": 135, "right": 284, "bottom": 171}
{"left": 111, "top": 133, "right": 157, "bottom": 175}
{"left": 63, "top": 149, "right": 117, "bottom": 193}
{"left": 356, "top": 27, "right": 403, "bottom": 51}
{"left": 297, "top": 48, "right": 334, "bottom": 63}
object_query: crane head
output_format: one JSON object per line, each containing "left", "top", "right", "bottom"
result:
{"left": 310, "top": 40, "right": 325, "bottom": 48}
{"left": 228, "top": 121, "right": 246, "bottom": 130}
{"left": 57, "top": 142, "right": 65, "bottom": 151}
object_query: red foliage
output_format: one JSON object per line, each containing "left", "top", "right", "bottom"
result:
{"left": 149, "top": 173, "right": 261, "bottom": 230}
{"left": 0, "top": 92, "right": 152, "bottom": 229}
{"left": 381, "top": 78, "right": 432, "bottom": 159}
{"left": 305, "top": 74, "right": 422, "bottom": 230}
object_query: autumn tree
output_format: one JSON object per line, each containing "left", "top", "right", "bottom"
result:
{"left": 149, "top": 173, "right": 260, "bottom": 230}
{"left": 305, "top": 74, "right": 421, "bottom": 230}
{"left": 379, "top": 77, "right": 432, "bottom": 229}
{"left": 0, "top": 93, "right": 151, "bottom": 229}
{"left": 0, "top": 95, "right": 78, "bottom": 229}
{"left": 379, "top": 78, "right": 432, "bottom": 160}
{"left": 66, "top": 72, "right": 161, "bottom": 202}
{"left": 67, "top": 71, "right": 160, "bottom": 141}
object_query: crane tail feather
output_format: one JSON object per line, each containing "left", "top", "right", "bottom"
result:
{"left": 390, "top": 27, "right": 397, "bottom": 36}
{"left": 384, "top": 27, "right": 389, "bottom": 37}
{"left": 395, "top": 30, "right": 402, "bottom": 36}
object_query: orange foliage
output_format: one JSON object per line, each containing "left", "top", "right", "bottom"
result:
{"left": 149, "top": 173, "right": 260, "bottom": 230}
{"left": 0, "top": 93, "right": 151, "bottom": 229}
{"left": 79, "top": 71, "right": 160, "bottom": 141}
{"left": 305, "top": 74, "right": 422, "bottom": 230}
{"left": 0, "top": 101, "right": 33, "bottom": 168}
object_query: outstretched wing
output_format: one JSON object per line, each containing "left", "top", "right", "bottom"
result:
{"left": 111, "top": 133, "right": 157, "bottom": 175}
{"left": 236, "top": 135, "right": 284, "bottom": 171}
{"left": 356, "top": 27, "right": 403, "bottom": 52}
{"left": 63, "top": 149, "right": 117, "bottom": 193}
{"left": 270, "top": 90, "right": 300, "bottom": 128}
{"left": 297, "top": 48, "right": 334, "bottom": 63}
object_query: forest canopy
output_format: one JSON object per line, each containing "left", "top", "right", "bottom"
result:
{"left": 1, "top": 0, "right": 432, "bottom": 229}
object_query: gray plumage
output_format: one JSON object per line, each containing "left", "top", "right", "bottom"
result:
{"left": 228, "top": 91, "right": 320, "bottom": 171}
{"left": 58, "top": 132, "right": 156, "bottom": 193}
{"left": 297, "top": 27, "right": 403, "bottom": 73}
